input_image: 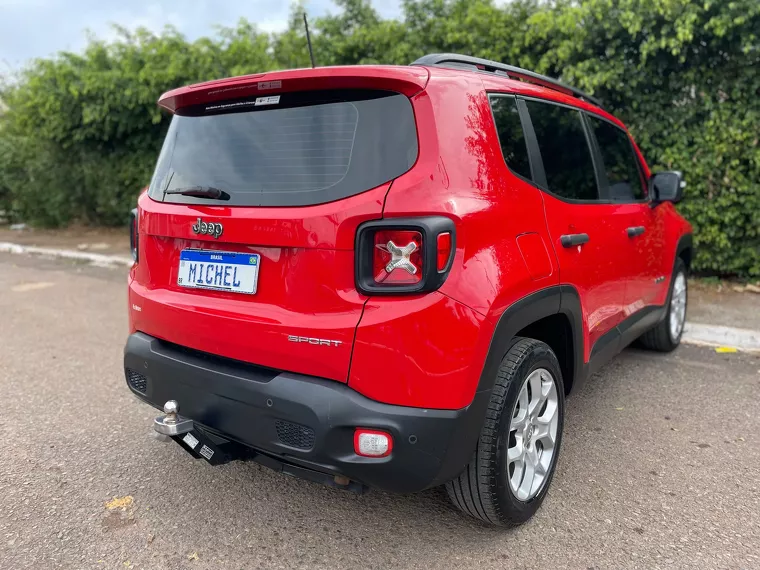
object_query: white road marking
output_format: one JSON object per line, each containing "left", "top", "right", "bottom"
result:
{"left": 11, "top": 282, "right": 55, "bottom": 292}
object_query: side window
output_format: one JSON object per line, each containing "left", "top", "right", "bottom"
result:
{"left": 488, "top": 94, "right": 532, "bottom": 180}
{"left": 525, "top": 100, "right": 599, "bottom": 201}
{"left": 588, "top": 116, "right": 646, "bottom": 201}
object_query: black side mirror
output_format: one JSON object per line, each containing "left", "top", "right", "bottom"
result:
{"left": 649, "top": 171, "right": 685, "bottom": 204}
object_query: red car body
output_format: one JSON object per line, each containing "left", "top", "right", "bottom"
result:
{"left": 125, "top": 56, "right": 692, "bottom": 496}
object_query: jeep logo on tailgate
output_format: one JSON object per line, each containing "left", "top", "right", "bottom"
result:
{"left": 192, "top": 218, "right": 223, "bottom": 239}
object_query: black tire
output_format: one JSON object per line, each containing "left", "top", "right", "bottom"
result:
{"left": 639, "top": 258, "right": 687, "bottom": 352}
{"left": 445, "top": 337, "right": 565, "bottom": 526}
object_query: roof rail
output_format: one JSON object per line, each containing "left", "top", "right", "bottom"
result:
{"left": 411, "top": 53, "right": 603, "bottom": 108}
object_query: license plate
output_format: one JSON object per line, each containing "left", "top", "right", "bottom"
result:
{"left": 177, "top": 250, "right": 260, "bottom": 294}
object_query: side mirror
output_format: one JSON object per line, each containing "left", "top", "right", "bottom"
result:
{"left": 650, "top": 171, "right": 685, "bottom": 204}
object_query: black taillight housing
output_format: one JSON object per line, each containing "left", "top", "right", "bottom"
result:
{"left": 129, "top": 208, "right": 139, "bottom": 263}
{"left": 355, "top": 216, "right": 456, "bottom": 295}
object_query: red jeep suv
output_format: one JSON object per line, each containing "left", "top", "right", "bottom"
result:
{"left": 125, "top": 53, "right": 692, "bottom": 526}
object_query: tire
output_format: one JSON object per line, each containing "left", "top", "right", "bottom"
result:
{"left": 639, "top": 258, "right": 687, "bottom": 352}
{"left": 445, "top": 337, "right": 565, "bottom": 526}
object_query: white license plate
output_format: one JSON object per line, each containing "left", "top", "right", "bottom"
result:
{"left": 177, "top": 250, "right": 260, "bottom": 295}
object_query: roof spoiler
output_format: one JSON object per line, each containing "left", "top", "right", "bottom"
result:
{"left": 157, "top": 67, "right": 430, "bottom": 114}
{"left": 411, "top": 53, "right": 603, "bottom": 108}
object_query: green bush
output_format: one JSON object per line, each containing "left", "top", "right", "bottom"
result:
{"left": 0, "top": 0, "right": 758, "bottom": 276}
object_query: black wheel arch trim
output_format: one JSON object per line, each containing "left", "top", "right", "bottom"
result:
{"left": 676, "top": 233, "right": 694, "bottom": 270}
{"left": 473, "top": 285, "right": 585, "bottom": 398}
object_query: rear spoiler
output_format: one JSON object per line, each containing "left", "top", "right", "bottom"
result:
{"left": 158, "top": 66, "right": 430, "bottom": 114}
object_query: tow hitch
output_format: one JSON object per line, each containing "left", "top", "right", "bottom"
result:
{"left": 153, "top": 400, "right": 240, "bottom": 466}
{"left": 151, "top": 400, "right": 366, "bottom": 493}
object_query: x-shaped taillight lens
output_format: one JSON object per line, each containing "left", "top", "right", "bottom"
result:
{"left": 373, "top": 230, "right": 423, "bottom": 284}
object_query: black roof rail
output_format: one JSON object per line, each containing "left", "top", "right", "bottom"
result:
{"left": 411, "top": 53, "right": 603, "bottom": 108}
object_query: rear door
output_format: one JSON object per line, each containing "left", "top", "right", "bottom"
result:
{"left": 519, "top": 98, "right": 631, "bottom": 360}
{"left": 584, "top": 114, "right": 664, "bottom": 310}
{"left": 131, "top": 88, "right": 419, "bottom": 382}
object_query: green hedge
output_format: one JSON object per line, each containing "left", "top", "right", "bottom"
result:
{"left": 0, "top": 0, "right": 758, "bottom": 276}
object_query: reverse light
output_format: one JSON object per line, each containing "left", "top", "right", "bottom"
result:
{"left": 354, "top": 429, "right": 393, "bottom": 457}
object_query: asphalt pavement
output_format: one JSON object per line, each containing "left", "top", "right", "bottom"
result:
{"left": 0, "top": 252, "right": 758, "bottom": 570}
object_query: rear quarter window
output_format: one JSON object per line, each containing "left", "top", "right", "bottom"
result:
{"left": 148, "top": 90, "right": 418, "bottom": 207}
{"left": 488, "top": 94, "right": 532, "bottom": 180}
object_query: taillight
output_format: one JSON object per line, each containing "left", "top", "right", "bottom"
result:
{"left": 437, "top": 232, "right": 452, "bottom": 271}
{"left": 355, "top": 217, "right": 455, "bottom": 295}
{"left": 129, "top": 208, "right": 138, "bottom": 263}
{"left": 373, "top": 230, "right": 423, "bottom": 284}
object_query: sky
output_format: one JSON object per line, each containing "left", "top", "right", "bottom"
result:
{"left": 0, "top": 0, "right": 403, "bottom": 70}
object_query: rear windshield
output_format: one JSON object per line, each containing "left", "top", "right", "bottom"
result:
{"left": 148, "top": 90, "right": 418, "bottom": 207}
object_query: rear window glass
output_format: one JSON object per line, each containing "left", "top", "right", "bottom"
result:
{"left": 488, "top": 94, "right": 532, "bottom": 180}
{"left": 148, "top": 90, "right": 418, "bottom": 207}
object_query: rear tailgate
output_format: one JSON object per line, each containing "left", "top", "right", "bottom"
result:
{"left": 130, "top": 187, "right": 386, "bottom": 382}
{"left": 130, "top": 68, "right": 427, "bottom": 382}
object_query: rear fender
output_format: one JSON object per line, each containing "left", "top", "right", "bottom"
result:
{"left": 432, "top": 285, "right": 585, "bottom": 485}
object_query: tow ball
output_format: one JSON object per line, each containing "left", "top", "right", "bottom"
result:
{"left": 154, "top": 400, "right": 194, "bottom": 436}
{"left": 153, "top": 400, "right": 236, "bottom": 465}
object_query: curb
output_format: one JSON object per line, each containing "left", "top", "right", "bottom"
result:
{"left": 682, "top": 322, "right": 760, "bottom": 352}
{"left": 0, "top": 241, "right": 133, "bottom": 268}
{"left": 2, "top": 241, "right": 759, "bottom": 352}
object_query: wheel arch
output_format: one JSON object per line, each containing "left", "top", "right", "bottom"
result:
{"left": 479, "top": 286, "right": 585, "bottom": 398}
{"left": 676, "top": 233, "right": 693, "bottom": 272}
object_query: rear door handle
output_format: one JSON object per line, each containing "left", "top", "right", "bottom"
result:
{"left": 560, "top": 233, "right": 589, "bottom": 248}
{"left": 627, "top": 226, "right": 646, "bottom": 238}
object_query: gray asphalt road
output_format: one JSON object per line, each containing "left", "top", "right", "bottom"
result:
{"left": 1, "top": 252, "right": 758, "bottom": 570}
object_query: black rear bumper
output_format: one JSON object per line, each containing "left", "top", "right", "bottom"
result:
{"left": 124, "top": 333, "right": 488, "bottom": 493}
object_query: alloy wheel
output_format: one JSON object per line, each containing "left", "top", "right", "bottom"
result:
{"left": 669, "top": 272, "right": 687, "bottom": 341}
{"left": 507, "top": 368, "right": 559, "bottom": 501}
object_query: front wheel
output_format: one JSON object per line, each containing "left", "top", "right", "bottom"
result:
{"left": 445, "top": 337, "right": 565, "bottom": 526}
{"left": 639, "top": 258, "right": 687, "bottom": 352}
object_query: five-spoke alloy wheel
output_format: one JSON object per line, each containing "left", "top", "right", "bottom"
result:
{"left": 507, "top": 368, "right": 560, "bottom": 501}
